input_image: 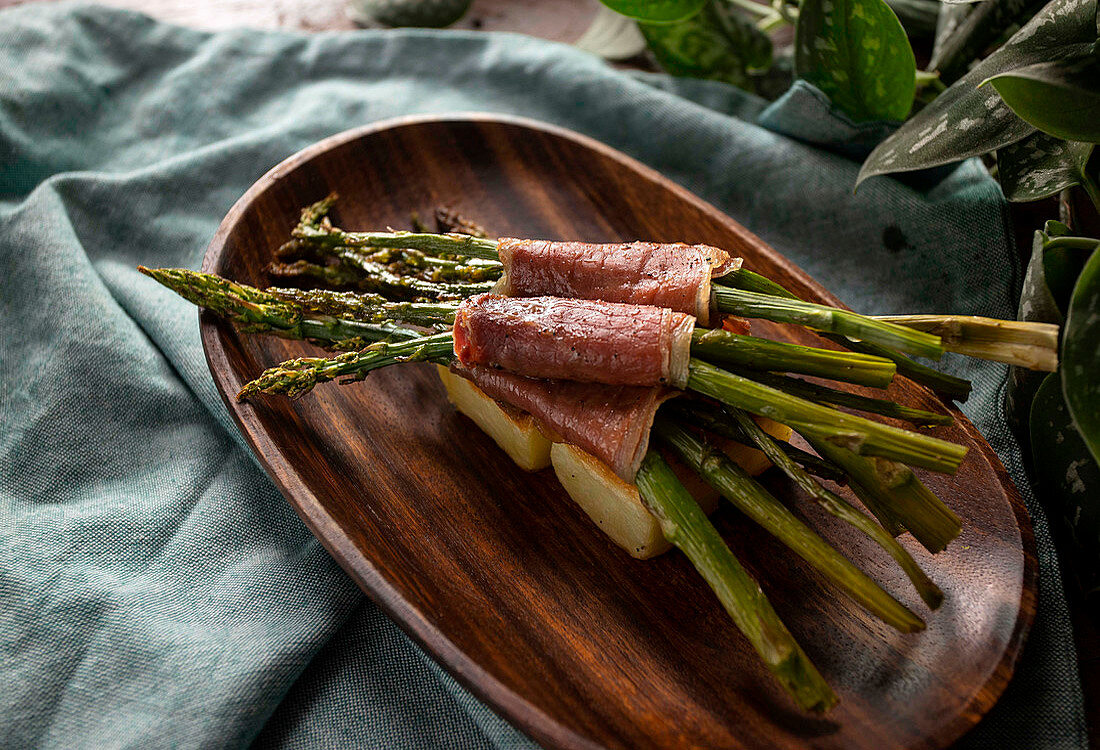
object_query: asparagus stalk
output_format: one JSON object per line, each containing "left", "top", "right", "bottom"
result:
{"left": 237, "top": 342, "right": 967, "bottom": 474}
{"left": 633, "top": 450, "right": 838, "bottom": 713}
{"left": 265, "top": 287, "right": 457, "bottom": 330}
{"left": 665, "top": 402, "right": 848, "bottom": 483}
{"left": 712, "top": 286, "right": 945, "bottom": 361}
{"left": 138, "top": 267, "right": 422, "bottom": 346}
{"left": 690, "top": 329, "right": 897, "bottom": 389}
{"left": 872, "top": 314, "right": 1059, "bottom": 371}
{"left": 158, "top": 269, "right": 917, "bottom": 393}
{"left": 807, "top": 437, "right": 961, "bottom": 554}
{"left": 687, "top": 360, "right": 968, "bottom": 474}
{"left": 839, "top": 338, "right": 973, "bottom": 402}
{"left": 728, "top": 370, "right": 954, "bottom": 427}
{"left": 719, "top": 268, "right": 794, "bottom": 298}
{"left": 237, "top": 332, "right": 454, "bottom": 399}
{"left": 655, "top": 420, "right": 927, "bottom": 631}
{"left": 294, "top": 224, "right": 502, "bottom": 262}
{"left": 727, "top": 410, "right": 943, "bottom": 609}
{"left": 718, "top": 269, "right": 974, "bottom": 401}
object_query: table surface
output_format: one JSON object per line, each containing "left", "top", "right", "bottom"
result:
{"left": 2, "top": 0, "right": 1096, "bottom": 746}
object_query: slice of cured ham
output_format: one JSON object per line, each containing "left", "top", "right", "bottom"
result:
{"left": 453, "top": 294, "right": 694, "bottom": 389}
{"left": 494, "top": 238, "right": 742, "bottom": 326}
{"left": 452, "top": 364, "right": 676, "bottom": 482}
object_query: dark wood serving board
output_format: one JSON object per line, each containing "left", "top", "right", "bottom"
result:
{"left": 200, "top": 115, "right": 1036, "bottom": 750}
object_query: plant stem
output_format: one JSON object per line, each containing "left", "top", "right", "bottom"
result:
{"left": 731, "top": 370, "right": 954, "bottom": 427}
{"left": 1080, "top": 170, "right": 1100, "bottom": 214}
{"left": 713, "top": 285, "right": 945, "bottom": 360}
{"left": 634, "top": 450, "right": 838, "bottom": 714}
{"left": 690, "top": 329, "right": 897, "bottom": 388}
{"left": 687, "top": 359, "right": 968, "bottom": 474}
{"left": 727, "top": 411, "right": 943, "bottom": 609}
{"left": 656, "top": 420, "right": 926, "bottom": 631}
{"left": 666, "top": 402, "right": 848, "bottom": 483}
{"left": 872, "top": 314, "right": 1059, "bottom": 370}
{"left": 807, "top": 437, "right": 961, "bottom": 554}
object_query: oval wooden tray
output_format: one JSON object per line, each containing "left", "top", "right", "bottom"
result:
{"left": 200, "top": 114, "right": 1036, "bottom": 750}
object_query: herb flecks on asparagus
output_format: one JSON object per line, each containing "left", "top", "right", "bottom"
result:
{"left": 634, "top": 450, "right": 839, "bottom": 714}
{"left": 138, "top": 267, "right": 422, "bottom": 347}
{"left": 655, "top": 420, "right": 927, "bottom": 631}
{"left": 237, "top": 332, "right": 454, "bottom": 400}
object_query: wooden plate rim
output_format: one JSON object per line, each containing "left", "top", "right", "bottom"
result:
{"left": 199, "top": 113, "right": 1038, "bottom": 750}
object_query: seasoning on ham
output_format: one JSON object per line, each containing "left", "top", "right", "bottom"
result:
{"left": 452, "top": 364, "right": 676, "bottom": 482}
{"left": 453, "top": 294, "right": 694, "bottom": 389}
{"left": 494, "top": 238, "right": 742, "bottom": 326}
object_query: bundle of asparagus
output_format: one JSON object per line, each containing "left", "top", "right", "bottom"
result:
{"left": 140, "top": 197, "right": 1058, "bottom": 713}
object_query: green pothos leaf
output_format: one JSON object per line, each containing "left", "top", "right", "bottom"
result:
{"left": 987, "top": 54, "right": 1100, "bottom": 144}
{"left": 639, "top": 1, "right": 772, "bottom": 86}
{"left": 599, "top": 0, "right": 708, "bottom": 23}
{"left": 1063, "top": 245, "right": 1100, "bottom": 465}
{"left": 1030, "top": 372, "right": 1100, "bottom": 597}
{"left": 929, "top": 0, "right": 1050, "bottom": 83}
{"left": 857, "top": 0, "right": 1097, "bottom": 185}
{"left": 997, "top": 132, "right": 1095, "bottom": 201}
{"left": 794, "top": 0, "right": 916, "bottom": 122}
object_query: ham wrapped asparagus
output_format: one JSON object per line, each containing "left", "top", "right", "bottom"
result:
{"left": 452, "top": 364, "right": 675, "bottom": 482}
{"left": 137, "top": 197, "right": 1063, "bottom": 716}
{"left": 453, "top": 294, "right": 696, "bottom": 389}
{"left": 494, "top": 238, "right": 740, "bottom": 326}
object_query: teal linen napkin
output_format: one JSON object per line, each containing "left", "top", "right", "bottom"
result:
{"left": 0, "top": 4, "right": 1085, "bottom": 748}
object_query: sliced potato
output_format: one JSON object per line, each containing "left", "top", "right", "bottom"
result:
{"left": 435, "top": 365, "right": 551, "bottom": 471}
{"left": 552, "top": 442, "right": 672, "bottom": 559}
{"left": 551, "top": 416, "right": 791, "bottom": 559}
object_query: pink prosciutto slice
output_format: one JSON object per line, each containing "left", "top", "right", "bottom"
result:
{"left": 494, "top": 239, "right": 742, "bottom": 326}
{"left": 453, "top": 294, "right": 694, "bottom": 389}
{"left": 452, "top": 364, "right": 675, "bottom": 482}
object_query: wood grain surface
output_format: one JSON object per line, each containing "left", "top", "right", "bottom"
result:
{"left": 200, "top": 115, "right": 1036, "bottom": 750}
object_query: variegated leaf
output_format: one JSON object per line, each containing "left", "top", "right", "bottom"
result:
{"left": 857, "top": 0, "right": 1097, "bottom": 186}
{"left": 794, "top": 0, "right": 916, "bottom": 122}
{"left": 997, "top": 132, "right": 1094, "bottom": 201}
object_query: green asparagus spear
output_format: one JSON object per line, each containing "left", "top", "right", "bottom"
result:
{"left": 655, "top": 420, "right": 927, "bottom": 630}
{"left": 712, "top": 286, "right": 945, "bottom": 361}
{"left": 237, "top": 332, "right": 454, "bottom": 399}
{"left": 137, "top": 266, "right": 421, "bottom": 347}
{"left": 634, "top": 450, "right": 838, "bottom": 713}
{"left": 726, "top": 370, "right": 954, "bottom": 427}
{"left": 727, "top": 410, "right": 943, "bottom": 609}
{"left": 807, "top": 437, "right": 961, "bottom": 554}
{"left": 664, "top": 401, "right": 848, "bottom": 483}
{"left": 690, "top": 329, "right": 897, "bottom": 389}
{"left": 687, "top": 359, "right": 968, "bottom": 474}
